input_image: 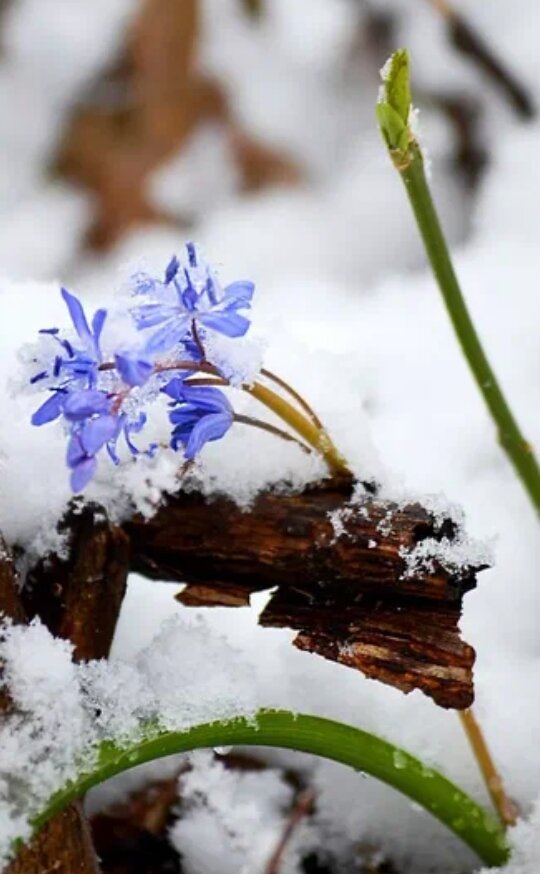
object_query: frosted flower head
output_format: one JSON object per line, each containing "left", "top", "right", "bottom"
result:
{"left": 164, "top": 382, "right": 234, "bottom": 459}
{"left": 27, "top": 245, "right": 259, "bottom": 491}
{"left": 130, "top": 242, "right": 255, "bottom": 356}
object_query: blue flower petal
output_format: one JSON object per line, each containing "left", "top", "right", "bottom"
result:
{"left": 179, "top": 271, "right": 199, "bottom": 311}
{"left": 169, "top": 406, "right": 200, "bottom": 428}
{"left": 145, "top": 317, "right": 191, "bottom": 354}
{"left": 92, "top": 309, "right": 107, "bottom": 345}
{"left": 63, "top": 390, "right": 111, "bottom": 421}
{"left": 81, "top": 415, "right": 118, "bottom": 455}
{"left": 132, "top": 303, "right": 178, "bottom": 330}
{"left": 180, "top": 385, "right": 233, "bottom": 414}
{"left": 199, "top": 310, "right": 250, "bottom": 337}
{"left": 67, "top": 432, "right": 86, "bottom": 468}
{"left": 183, "top": 412, "right": 233, "bottom": 459}
{"left": 127, "top": 412, "right": 147, "bottom": 434}
{"left": 31, "top": 391, "right": 66, "bottom": 426}
{"left": 222, "top": 280, "right": 255, "bottom": 307}
{"left": 61, "top": 288, "right": 92, "bottom": 346}
{"left": 186, "top": 242, "right": 197, "bottom": 267}
{"left": 70, "top": 457, "right": 97, "bottom": 492}
{"left": 161, "top": 377, "right": 189, "bottom": 401}
{"left": 164, "top": 255, "right": 180, "bottom": 284}
{"left": 115, "top": 351, "right": 153, "bottom": 387}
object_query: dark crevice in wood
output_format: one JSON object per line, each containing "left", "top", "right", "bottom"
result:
{"left": 23, "top": 502, "right": 129, "bottom": 661}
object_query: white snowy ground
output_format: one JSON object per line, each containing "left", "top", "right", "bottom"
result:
{"left": 1, "top": 0, "right": 540, "bottom": 871}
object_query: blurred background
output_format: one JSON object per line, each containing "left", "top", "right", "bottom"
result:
{"left": 0, "top": 0, "right": 535, "bottom": 290}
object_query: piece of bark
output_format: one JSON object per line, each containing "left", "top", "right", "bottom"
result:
{"left": 7, "top": 804, "right": 99, "bottom": 874}
{"left": 0, "top": 537, "right": 24, "bottom": 624}
{"left": 3, "top": 506, "right": 129, "bottom": 873}
{"left": 125, "top": 478, "right": 482, "bottom": 708}
{"left": 23, "top": 502, "right": 129, "bottom": 661}
{"left": 0, "top": 535, "right": 24, "bottom": 715}
{"left": 0, "top": 540, "right": 102, "bottom": 874}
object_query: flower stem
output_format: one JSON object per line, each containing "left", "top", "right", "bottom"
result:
{"left": 400, "top": 142, "right": 540, "bottom": 513}
{"left": 459, "top": 710, "right": 518, "bottom": 827}
{"left": 233, "top": 413, "right": 313, "bottom": 454}
{"left": 246, "top": 382, "right": 351, "bottom": 477}
{"left": 33, "top": 711, "right": 508, "bottom": 868}
{"left": 261, "top": 368, "right": 324, "bottom": 429}
{"left": 377, "top": 49, "right": 525, "bottom": 829}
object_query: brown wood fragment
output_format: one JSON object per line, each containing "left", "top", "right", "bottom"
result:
{"left": 3, "top": 504, "right": 130, "bottom": 872}
{"left": 7, "top": 803, "right": 100, "bottom": 874}
{"left": 23, "top": 502, "right": 129, "bottom": 661}
{"left": 126, "top": 478, "right": 482, "bottom": 708}
{"left": 178, "top": 581, "right": 252, "bottom": 608}
{"left": 0, "top": 536, "right": 24, "bottom": 624}
{"left": 0, "top": 541, "right": 102, "bottom": 874}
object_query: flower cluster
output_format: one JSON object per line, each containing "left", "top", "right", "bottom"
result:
{"left": 29, "top": 244, "right": 254, "bottom": 492}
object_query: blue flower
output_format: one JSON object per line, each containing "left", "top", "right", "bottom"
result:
{"left": 54, "top": 288, "right": 106, "bottom": 386}
{"left": 31, "top": 289, "right": 108, "bottom": 425}
{"left": 115, "top": 350, "right": 153, "bottom": 387}
{"left": 63, "top": 389, "right": 112, "bottom": 421}
{"left": 31, "top": 389, "right": 68, "bottom": 426}
{"left": 106, "top": 412, "right": 157, "bottom": 465}
{"left": 164, "top": 382, "right": 234, "bottom": 459}
{"left": 67, "top": 415, "right": 118, "bottom": 492}
{"left": 130, "top": 245, "right": 254, "bottom": 356}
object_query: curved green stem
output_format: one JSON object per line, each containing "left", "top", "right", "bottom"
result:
{"left": 400, "top": 143, "right": 540, "bottom": 513}
{"left": 34, "top": 711, "right": 507, "bottom": 867}
{"left": 246, "top": 382, "right": 351, "bottom": 476}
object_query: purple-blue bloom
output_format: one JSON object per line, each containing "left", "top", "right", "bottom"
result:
{"left": 31, "top": 389, "right": 68, "bottom": 426}
{"left": 63, "top": 389, "right": 111, "bottom": 421}
{"left": 31, "top": 244, "right": 252, "bottom": 492}
{"left": 115, "top": 350, "right": 153, "bottom": 387}
{"left": 31, "top": 290, "right": 108, "bottom": 426}
{"left": 130, "top": 244, "right": 255, "bottom": 356}
{"left": 106, "top": 412, "right": 157, "bottom": 465}
{"left": 164, "top": 382, "right": 234, "bottom": 459}
{"left": 67, "top": 415, "right": 118, "bottom": 492}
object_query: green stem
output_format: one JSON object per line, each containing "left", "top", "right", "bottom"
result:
{"left": 400, "top": 143, "right": 540, "bottom": 513}
{"left": 246, "top": 382, "right": 351, "bottom": 477}
{"left": 34, "top": 710, "right": 508, "bottom": 868}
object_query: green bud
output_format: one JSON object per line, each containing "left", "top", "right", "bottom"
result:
{"left": 382, "top": 49, "right": 411, "bottom": 126}
{"left": 377, "top": 49, "right": 413, "bottom": 156}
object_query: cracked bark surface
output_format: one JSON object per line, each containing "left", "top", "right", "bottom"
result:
{"left": 125, "top": 477, "right": 481, "bottom": 708}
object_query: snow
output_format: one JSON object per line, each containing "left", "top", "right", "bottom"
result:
{"left": 1, "top": 0, "right": 540, "bottom": 871}
{"left": 0, "top": 614, "right": 258, "bottom": 866}
{"left": 170, "top": 751, "right": 316, "bottom": 874}
{"left": 477, "top": 802, "right": 540, "bottom": 874}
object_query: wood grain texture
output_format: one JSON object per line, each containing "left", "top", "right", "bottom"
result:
{"left": 126, "top": 478, "right": 481, "bottom": 708}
